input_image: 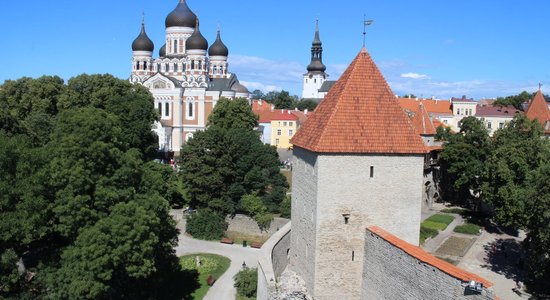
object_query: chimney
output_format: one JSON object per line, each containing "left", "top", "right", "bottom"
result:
{"left": 305, "top": 109, "right": 308, "bottom": 115}
{"left": 259, "top": 99, "right": 262, "bottom": 105}
{"left": 271, "top": 105, "right": 274, "bottom": 112}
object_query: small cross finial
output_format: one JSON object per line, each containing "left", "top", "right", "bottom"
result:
{"left": 539, "top": 83, "right": 543, "bottom": 91}
{"left": 141, "top": 12, "right": 145, "bottom": 26}
{"left": 362, "top": 15, "right": 374, "bottom": 47}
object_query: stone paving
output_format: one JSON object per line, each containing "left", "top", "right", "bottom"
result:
{"left": 172, "top": 210, "right": 260, "bottom": 300}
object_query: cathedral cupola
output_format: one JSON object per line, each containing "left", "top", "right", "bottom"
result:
{"left": 186, "top": 19, "right": 208, "bottom": 51}
{"left": 132, "top": 21, "right": 154, "bottom": 53}
{"left": 208, "top": 29, "right": 229, "bottom": 57}
{"left": 159, "top": 43, "right": 166, "bottom": 57}
{"left": 165, "top": 0, "right": 197, "bottom": 28}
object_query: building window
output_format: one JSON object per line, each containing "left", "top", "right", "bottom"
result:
{"left": 352, "top": 251, "right": 355, "bottom": 261}
{"left": 277, "top": 129, "right": 282, "bottom": 136}
{"left": 370, "top": 166, "right": 374, "bottom": 178}
{"left": 275, "top": 138, "right": 280, "bottom": 145}
{"left": 283, "top": 122, "right": 287, "bottom": 127}
{"left": 165, "top": 103, "right": 170, "bottom": 117}
{"left": 343, "top": 214, "right": 350, "bottom": 224}
{"left": 157, "top": 102, "right": 161, "bottom": 113}
{"left": 188, "top": 102, "right": 194, "bottom": 118}
{"left": 499, "top": 122, "right": 504, "bottom": 129}
{"left": 173, "top": 40, "right": 178, "bottom": 53}
{"left": 143, "top": 61, "right": 147, "bottom": 70}
{"left": 289, "top": 121, "right": 293, "bottom": 126}
{"left": 288, "top": 129, "right": 293, "bottom": 136}
{"left": 185, "top": 133, "right": 194, "bottom": 142}
{"left": 487, "top": 122, "right": 492, "bottom": 129}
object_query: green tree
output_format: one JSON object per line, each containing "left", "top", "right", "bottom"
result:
{"left": 435, "top": 125, "right": 452, "bottom": 141}
{"left": 240, "top": 194, "right": 272, "bottom": 229}
{"left": 234, "top": 267, "right": 258, "bottom": 297}
{"left": 251, "top": 89, "right": 264, "bottom": 100}
{"left": 264, "top": 90, "right": 298, "bottom": 109}
{"left": 207, "top": 97, "right": 258, "bottom": 130}
{"left": 494, "top": 91, "right": 532, "bottom": 110}
{"left": 185, "top": 209, "right": 228, "bottom": 240}
{"left": 439, "top": 117, "right": 490, "bottom": 208}
{"left": 295, "top": 99, "right": 318, "bottom": 111}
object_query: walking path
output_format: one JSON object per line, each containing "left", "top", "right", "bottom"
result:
{"left": 173, "top": 212, "right": 260, "bottom": 300}
{"left": 422, "top": 213, "right": 464, "bottom": 253}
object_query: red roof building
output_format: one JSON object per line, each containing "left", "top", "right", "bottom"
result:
{"left": 291, "top": 48, "right": 426, "bottom": 154}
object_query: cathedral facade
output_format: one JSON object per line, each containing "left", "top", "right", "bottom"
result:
{"left": 130, "top": 0, "right": 250, "bottom": 154}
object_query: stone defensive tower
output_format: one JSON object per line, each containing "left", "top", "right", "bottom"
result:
{"left": 289, "top": 47, "right": 427, "bottom": 299}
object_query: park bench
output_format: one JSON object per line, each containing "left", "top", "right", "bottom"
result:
{"left": 220, "top": 237, "right": 234, "bottom": 244}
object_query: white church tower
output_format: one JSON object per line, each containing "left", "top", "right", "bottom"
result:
{"left": 302, "top": 19, "right": 328, "bottom": 99}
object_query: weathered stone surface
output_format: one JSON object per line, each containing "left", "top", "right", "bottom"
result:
{"left": 362, "top": 230, "right": 496, "bottom": 300}
{"left": 289, "top": 147, "right": 424, "bottom": 299}
{"left": 226, "top": 214, "right": 290, "bottom": 237}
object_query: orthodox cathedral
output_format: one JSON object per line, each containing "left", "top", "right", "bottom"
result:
{"left": 130, "top": 0, "right": 250, "bottom": 154}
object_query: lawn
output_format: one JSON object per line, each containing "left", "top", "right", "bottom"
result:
{"left": 225, "top": 231, "right": 269, "bottom": 246}
{"left": 424, "top": 214, "right": 455, "bottom": 225}
{"left": 454, "top": 223, "right": 481, "bottom": 235}
{"left": 435, "top": 236, "right": 476, "bottom": 257}
{"left": 422, "top": 220, "right": 449, "bottom": 231}
{"left": 420, "top": 226, "right": 438, "bottom": 244}
{"left": 440, "top": 208, "right": 469, "bottom": 215}
{"left": 180, "top": 253, "right": 231, "bottom": 300}
{"left": 237, "top": 294, "right": 256, "bottom": 300}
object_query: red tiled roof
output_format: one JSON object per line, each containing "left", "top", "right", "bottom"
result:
{"left": 525, "top": 90, "right": 550, "bottom": 127}
{"left": 475, "top": 105, "right": 520, "bottom": 117}
{"left": 290, "top": 110, "right": 309, "bottom": 124}
{"left": 367, "top": 226, "right": 493, "bottom": 288}
{"left": 252, "top": 99, "right": 273, "bottom": 112}
{"left": 410, "top": 103, "right": 436, "bottom": 136}
{"left": 291, "top": 48, "right": 427, "bottom": 154}
{"left": 254, "top": 109, "right": 299, "bottom": 123}
{"left": 398, "top": 98, "right": 453, "bottom": 115}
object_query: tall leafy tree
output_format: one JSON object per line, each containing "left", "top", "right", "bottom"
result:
{"left": 439, "top": 116, "right": 490, "bottom": 208}
{"left": 207, "top": 97, "right": 258, "bottom": 130}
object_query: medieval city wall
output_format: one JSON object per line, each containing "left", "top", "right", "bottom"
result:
{"left": 362, "top": 228, "right": 496, "bottom": 300}
{"left": 225, "top": 214, "right": 289, "bottom": 238}
{"left": 287, "top": 147, "right": 318, "bottom": 294}
{"left": 313, "top": 154, "right": 424, "bottom": 299}
{"left": 257, "top": 222, "right": 292, "bottom": 300}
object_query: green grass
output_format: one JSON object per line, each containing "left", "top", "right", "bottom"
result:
{"left": 440, "top": 208, "right": 469, "bottom": 215}
{"left": 425, "top": 214, "right": 455, "bottom": 225}
{"left": 225, "top": 231, "right": 269, "bottom": 246}
{"left": 236, "top": 294, "right": 256, "bottom": 300}
{"left": 421, "top": 220, "right": 449, "bottom": 231}
{"left": 420, "top": 225, "right": 438, "bottom": 244}
{"left": 179, "top": 253, "right": 231, "bottom": 300}
{"left": 454, "top": 223, "right": 481, "bottom": 235}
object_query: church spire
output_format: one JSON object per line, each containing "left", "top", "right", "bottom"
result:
{"left": 307, "top": 18, "right": 326, "bottom": 73}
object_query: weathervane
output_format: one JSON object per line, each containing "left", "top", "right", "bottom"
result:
{"left": 362, "top": 15, "right": 374, "bottom": 47}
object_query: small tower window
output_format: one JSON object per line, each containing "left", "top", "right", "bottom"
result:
{"left": 173, "top": 40, "right": 178, "bottom": 54}
{"left": 370, "top": 166, "right": 374, "bottom": 178}
{"left": 143, "top": 61, "right": 147, "bottom": 70}
{"left": 191, "top": 61, "right": 195, "bottom": 70}
{"left": 343, "top": 214, "right": 350, "bottom": 224}
{"left": 352, "top": 251, "right": 355, "bottom": 261}
{"left": 188, "top": 102, "right": 194, "bottom": 118}
{"left": 165, "top": 103, "right": 170, "bottom": 117}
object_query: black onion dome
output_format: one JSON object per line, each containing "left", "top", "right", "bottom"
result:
{"left": 132, "top": 23, "right": 154, "bottom": 52}
{"left": 159, "top": 43, "right": 166, "bottom": 57}
{"left": 208, "top": 30, "right": 229, "bottom": 57}
{"left": 307, "top": 60, "right": 326, "bottom": 72}
{"left": 165, "top": 0, "right": 197, "bottom": 28}
{"left": 231, "top": 82, "right": 249, "bottom": 93}
{"left": 186, "top": 20, "right": 208, "bottom": 51}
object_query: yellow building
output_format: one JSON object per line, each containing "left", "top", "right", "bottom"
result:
{"left": 270, "top": 112, "right": 299, "bottom": 149}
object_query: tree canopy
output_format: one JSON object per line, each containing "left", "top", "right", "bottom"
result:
{"left": 207, "top": 97, "right": 258, "bottom": 130}
{"left": 0, "top": 75, "right": 190, "bottom": 298}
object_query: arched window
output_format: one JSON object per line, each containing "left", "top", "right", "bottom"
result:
{"left": 185, "top": 133, "right": 194, "bottom": 142}
{"left": 191, "top": 61, "right": 195, "bottom": 70}
{"left": 173, "top": 40, "right": 178, "bottom": 54}
{"left": 188, "top": 102, "right": 193, "bottom": 118}
{"left": 157, "top": 102, "right": 161, "bottom": 113}
{"left": 165, "top": 103, "right": 170, "bottom": 117}
{"left": 143, "top": 61, "right": 147, "bottom": 70}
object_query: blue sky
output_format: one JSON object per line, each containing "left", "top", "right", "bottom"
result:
{"left": 0, "top": 0, "right": 548, "bottom": 99}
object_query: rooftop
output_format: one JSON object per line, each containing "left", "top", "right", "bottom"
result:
{"left": 398, "top": 98, "right": 453, "bottom": 115}
{"left": 475, "top": 105, "right": 520, "bottom": 117}
{"left": 525, "top": 90, "right": 550, "bottom": 127}
{"left": 291, "top": 48, "right": 426, "bottom": 154}
{"left": 410, "top": 103, "right": 437, "bottom": 136}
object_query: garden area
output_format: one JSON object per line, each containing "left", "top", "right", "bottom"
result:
{"left": 420, "top": 213, "right": 455, "bottom": 244}
{"left": 179, "top": 254, "right": 231, "bottom": 299}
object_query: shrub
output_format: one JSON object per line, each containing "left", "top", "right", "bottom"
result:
{"left": 234, "top": 268, "right": 257, "bottom": 298}
{"left": 425, "top": 214, "right": 455, "bottom": 225}
{"left": 453, "top": 223, "right": 481, "bottom": 235}
{"left": 186, "top": 209, "right": 227, "bottom": 240}
{"left": 420, "top": 226, "right": 438, "bottom": 244}
{"left": 279, "top": 195, "right": 291, "bottom": 218}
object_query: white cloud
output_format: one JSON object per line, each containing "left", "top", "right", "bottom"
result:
{"left": 239, "top": 81, "right": 282, "bottom": 92}
{"left": 400, "top": 72, "right": 430, "bottom": 80}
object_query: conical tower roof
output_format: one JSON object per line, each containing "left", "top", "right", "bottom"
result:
{"left": 291, "top": 48, "right": 427, "bottom": 154}
{"left": 525, "top": 90, "right": 550, "bottom": 127}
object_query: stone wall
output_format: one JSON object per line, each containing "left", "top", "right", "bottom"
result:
{"left": 362, "top": 228, "right": 496, "bottom": 300}
{"left": 311, "top": 153, "right": 424, "bottom": 299}
{"left": 226, "top": 214, "right": 289, "bottom": 238}
{"left": 257, "top": 222, "right": 292, "bottom": 300}
{"left": 287, "top": 147, "right": 318, "bottom": 294}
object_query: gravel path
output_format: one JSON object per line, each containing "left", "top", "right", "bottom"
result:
{"left": 173, "top": 212, "right": 260, "bottom": 300}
